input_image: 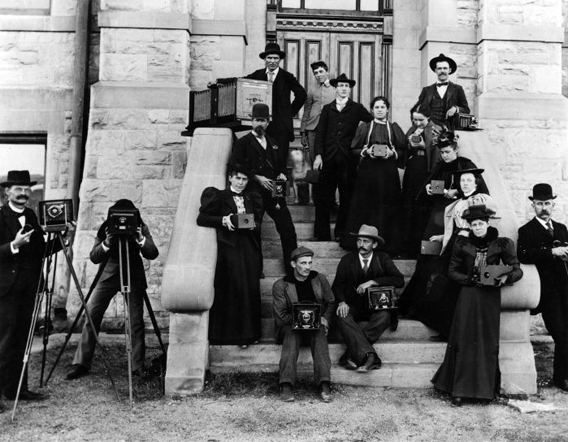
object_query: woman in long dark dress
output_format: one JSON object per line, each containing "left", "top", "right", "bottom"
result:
{"left": 400, "top": 103, "right": 442, "bottom": 256}
{"left": 196, "top": 166, "right": 263, "bottom": 347}
{"left": 432, "top": 205, "right": 523, "bottom": 405}
{"left": 340, "top": 96, "right": 405, "bottom": 254}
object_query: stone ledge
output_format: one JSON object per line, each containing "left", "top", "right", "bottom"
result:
{"left": 478, "top": 93, "right": 568, "bottom": 121}
{"left": 192, "top": 19, "right": 248, "bottom": 43}
{"left": 98, "top": 11, "right": 191, "bottom": 31}
{"left": 0, "top": 15, "right": 74, "bottom": 31}
{"left": 91, "top": 81, "right": 189, "bottom": 110}
{"left": 419, "top": 26, "right": 476, "bottom": 48}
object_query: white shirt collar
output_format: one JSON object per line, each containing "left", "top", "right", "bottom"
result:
{"left": 320, "top": 79, "right": 331, "bottom": 88}
{"left": 359, "top": 252, "right": 373, "bottom": 267}
{"left": 266, "top": 67, "right": 279, "bottom": 78}
{"left": 535, "top": 216, "right": 553, "bottom": 228}
{"left": 8, "top": 202, "right": 25, "bottom": 214}
{"left": 336, "top": 96, "right": 348, "bottom": 106}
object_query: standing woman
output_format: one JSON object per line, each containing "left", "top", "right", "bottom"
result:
{"left": 433, "top": 205, "right": 523, "bottom": 405}
{"left": 340, "top": 96, "right": 405, "bottom": 254}
{"left": 197, "top": 165, "right": 263, "bottom": 347}
{"left": 400, "top": 103, "right": 442, "bottom": 256}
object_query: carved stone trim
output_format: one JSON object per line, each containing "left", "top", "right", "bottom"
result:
{"left": 276, "top": 15, "right": 384, "bottom": 35}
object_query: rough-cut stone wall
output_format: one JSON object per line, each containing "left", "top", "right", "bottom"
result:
{"left": 563, "top": 0, "right": 568, "bottom": 97}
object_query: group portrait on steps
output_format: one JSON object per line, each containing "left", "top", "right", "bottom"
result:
{"left": 1, "top": 43, "right": 567, "bottom": 414}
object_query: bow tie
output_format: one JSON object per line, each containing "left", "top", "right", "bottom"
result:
{"left": 231, "top": 192, "right": 243, "bottom": 197}
{"left": 437, "top": 82, "right": 449, "bottom": 87}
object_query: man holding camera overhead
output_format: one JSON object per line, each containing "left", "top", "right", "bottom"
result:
{"left": 0, "top": 170, "right": 60, "bottom": 408}
{"left": 66, "top": 199, "right": 158, "bottom": 380}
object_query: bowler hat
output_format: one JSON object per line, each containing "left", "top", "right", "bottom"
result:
{"left": 291, "top": 246, "right": 314, "bottom": 261}
{"left": 349, "top": 224, "right": 385, "bottom": 246}
{"left": 452, "top": 167, "right": 484, "bottom": 177}
{"left": 259, "top": 43, "right": 286, "bottom": 60}
{"left": 529, "top": 183, "right": 556, "bottom": 201}
{"left": 251, "top": 103, "right": 270, "bottom": 119}
{"left": 330, "top": 73, "right": 356, "bottom": 88}
{"left": 461, "top": 204, "right": 499, "bottom": 220}
{"left": 0, "top": 170, "right": 37, "bottom": 188}
{"left": 429, "top": 53, "right": 457, "bottom": 74}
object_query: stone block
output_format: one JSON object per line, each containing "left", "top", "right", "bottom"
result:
{"left": 100, "top": 53, "right": 147, "bottom": 82}
{"left": 142, "top": 179, "right": 183, "bottom": 208}
{"left": 499, "top": 341, "right": 537, "bottom": 395}
{"left": 172, "top": 150, "right": 187, "bottom": 179}
{"left": 85, "top": 130, "right": 125, "bottom": 154}
{"left": 133, "top": 165, "right": 171, "bottom": 180}
{"left": 147, "top": 109, "right": 170, "bottom": 125}
{"left": 500, "top": 310, "right": 530, "bottom": 342}
{"left": 97, "top": 155, "right": 135, "bottom": 179}
{"left": 123, "top": 130, "right": 157, "bottom": 150}
{"left": 51, "top": 0, "right": 76, "bottom": 16}
{"left": 80, "top": 178, "right": 142, "bottom": 203}
{"left": 134, "top": 151, "right": 171, "bottom": 165}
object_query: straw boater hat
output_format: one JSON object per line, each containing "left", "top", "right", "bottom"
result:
{"left": 528, "top": 183, "right": 557, "bottom": 201}
{"left": 461, "top": 204, "right": 500, "bottom": 221}
{"left": 259, "top": 43, "right": 286, "bottom": 59}
{"left": 429, "top": 53, "right": 457, "bottom": 74}
{"left": 349, "top": 224, "right": 385, "bottom": 247}
{"left": 0, "top": 170, "right": 37, "bottom": 188}
{"left": 330, "top": 73, "right": 356, "bottom": 88}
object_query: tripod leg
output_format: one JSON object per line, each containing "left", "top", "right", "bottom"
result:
{"left": 40, "top": 246, "right": 57, "bottom": 388}
{"left": 56, "top": 234, "right": 119, "bottom": 400}
{"left": 142, "top": 291, "right": 167, "bottom": 356}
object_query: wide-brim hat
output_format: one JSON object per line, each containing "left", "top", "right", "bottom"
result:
{"left": 429, "top": 53, "right": 457, "bottom": 74}
{"left": 529, "top": 183, "right": 557, "bottom": 201}
{"left": 462, "top": 204, "right": 499, "bottom": 220}
{"left": 291, "top": 246, "right": 314, "bottom": 261}
{"left": 349, "top": 224, "right": 385, "bottom": 246}
{"left": 259, "top": 43, "right": 286, "bottom": 59}
{"left": 330, "top": 73, "right": 356, "bottom": 88}
{"left": 0, "top": 170, "right": 37, "bottom": 188}
{"left": 250, "top": 103, "right": 271, "bottom": 119}
{"left": 227, "top": 161, "right": 253, "bottom": 177}
{"left": 452, "top": 167, "right": 484, "bottom": 177}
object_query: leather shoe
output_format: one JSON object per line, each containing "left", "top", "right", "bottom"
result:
{"left": 65, "top": 364, "right": 90, "bottom": 380}
{"left": 451, "top": 397, "right": 463, "bottom": 407}
{"left": 339, "top": 357, "right": 357, "bottom": 370}
{"left": 429, "top": 335, "right": 448, "bottom": 343}
{"left": 357, "top": 353, "right": 377, "bottom": 373}
{"left": 320, "top": 382, "right": 332, "bottom": 403}
{"left": 0, "top": 401, "right": 6, "bottom": 413}
{"left": 554, "top": 379, "right": 568, "bottom": 392}
{"left": 4, "top": 389, "right": 46, "bottom": 401}
{"left": 280, "top": 383, "right": 294, "bottom": 402}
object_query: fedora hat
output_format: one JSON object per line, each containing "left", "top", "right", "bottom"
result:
{"left": 452, "top": 167, "right": 484, "bottom": 177}
{"left": 529, "top": 183, "right": 557, "bottom": 201}
{"left": 250, "top": 103, "right": 270, "bottom": 119}
{"left": 259, "top": 42, "right": 286, "bottom": 60}
{"left": 349, "top": 224, "right": 385, "bottom": 246}
{"left": 0, "top": 170, "right": 37, "bottom": 188}
{"left": 330, "top": 73, "right": 356, "bottom": 88}
{"left": 429, "top": 53, "right": 457, "bottom": 74}
{"left": 461, "top": 204, "right": 499, "bottom": 221}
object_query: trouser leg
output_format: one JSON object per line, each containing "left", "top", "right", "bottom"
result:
{"left": 314, "top": 158, "right": 338, "bottom": 240}
{"left": 264, "top": 197, "right": 297, "bottom": 274}
{"left": 541, "top": 300, "right": 568, "bottom": 382}
{"left": 127, "top": 289, "right": 146, "bottom": 372}
{"left": 310, "top": 328, "right": 331, "bottom": 385}
{"left": 278, "top": 325, "right": 300, "bottom": 386}
{"left": 306, "top": 131, "right": 316, "bottom": 166}
{"left": 336, "top": 311, "right": 376, "bottom": 366}
{"left": 361, "top": 310, "right": 391, "bottom": 345}
{"left": 335, "top": 157, "right": 355, "bottom": 239}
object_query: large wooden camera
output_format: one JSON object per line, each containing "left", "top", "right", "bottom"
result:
{"left": 292, "top": 303, "right": 321, "bottom": 330}
{"left": 430, "top": 180, "right": 445, "bottom": 195}
{"left": 108, "top": 208, "right": 140, "bottom": 235}
{"left": 39, "top": 199, "right": 74, "bottom": 232}
{"left": 479, "top": 265, "right": 512, "bottom": 286}
{"left": 366, "top": 286, "right": 397, "bottom": 310}
{"left": 230, "top": 213, "right": 255, "bottom": 229}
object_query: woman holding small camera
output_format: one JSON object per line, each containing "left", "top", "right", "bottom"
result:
{"left": 432, "top": 205, "right": 523, "bottom": 405}
{"left": 340, "top": 96, "right": 405, "bottom": 253}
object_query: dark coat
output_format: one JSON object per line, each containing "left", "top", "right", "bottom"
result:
{"left": 246, "top": 68, "right": 307, "bottom": 142}
{"left": 517, "top": 217, "right": 568, "bottom": 313}
{"left": 314, "top": 99, "right": 373, "bottom": 162}
{"left": 417, "top": 81, "right": 470, "bottom": 122}
{"left": 332, "top": 251, "right": 404, "bottom": 310}
{"left": 402, "top": 120, "right": 442, "bottom": 172}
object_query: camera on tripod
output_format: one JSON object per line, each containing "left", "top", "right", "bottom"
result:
{"left": 39, "top": 199, "right": 74, "bottom": 232}
{"left": 108, "top": 207, "right": 140, "bottom": 236}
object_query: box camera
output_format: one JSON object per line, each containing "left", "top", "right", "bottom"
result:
{"left": 366, "top": 286, "right": 397, "bottom": 310}
{"left": 371, "top": 144, "right": 389, "bottom": 157}
{"left": 108, "top": 207, "right": 140, "bottom": 236}
{"left": 410, "top": 134, "right": 422, "bottom": 144}
{"left": 39, "top": 199, "right": 74, "bottom": 232}
{"left": 271, "top": 180, "right": 289, "bottom": 198}
{"left": 292, "top": 303, "right": 321, "bottom": 330}
{"left": 430, "top": 180, "right": 445, "bottom": 195}
{"left": 420, "top": 240, "right": 442, "bottom": 256}
{"left": 479, "top": 265, "right": 512, "bottom": 286}
{"left": 305, "top": 169, "right": 320, "bottom": 184}
{"left": 230, "top": 213, "right": 255, "bottom": 229}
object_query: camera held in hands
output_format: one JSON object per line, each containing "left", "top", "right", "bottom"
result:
{"left": 410, "top": 134, "right": 422, "bottom": 144}
{"left": 39, "top": 199, "right": 74, "bottom": 232}
{"left": 271, "top": 180, "right": 289, "bottom": 198}
{"left": 430, "top": 180, "right": 445, "bottom": 195}
{"left": 371, "top": 144, "right": 389, "bottom": 157}
{"left": 108, "top": 207, "right": 140, "bottom": 236}
{"left": 230, "top": 213, "right": 255, "bottom": 229}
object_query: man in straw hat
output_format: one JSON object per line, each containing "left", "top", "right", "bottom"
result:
{"left": 332, "top": 224, "right": 404, "bottom": 372}
{"left": 518, "top": 183, "right": 568, "bottom": 391}
{"left": 246, "top": 42, "right": 307, "bottom": 169}
{"left": 273, "top": 246, "right": 334, "bottom": 402}
{"left": 416, "top": 53, "right": 470, "bottom": 128}
{"left": 0, "top": 170, "right": 61, "bottom": 406}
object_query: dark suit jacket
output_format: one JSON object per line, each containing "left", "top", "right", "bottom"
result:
{"left": 0, "top": 204, "right": 55, "bottom": 298}
{"left": 332, "top": 251, "right": 404, "bottom": 310}
{"left": 246, "top": 68, "right": 307, "bottom": 142}
{"left": 90, "top": 224, "right": 158, "bottom": 290}
{"left": 518, "top": 217, "right": 568, "bottom": 312}
{"left": 417, "top": 81, "right": 470, "bottom": 122}
{"left": 196, "top": 187, "right": 263, "bottom": 250}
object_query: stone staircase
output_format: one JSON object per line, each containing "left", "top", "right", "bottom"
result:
{"left": 209, "top": 204, "right": 447, "bottom": 387}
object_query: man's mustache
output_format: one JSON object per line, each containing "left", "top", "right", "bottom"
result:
{"left": 253, "top": 126, "right": 265, "bottom": 136}
{"left": 16, "top": 195, "right": 29, "bottom": 200}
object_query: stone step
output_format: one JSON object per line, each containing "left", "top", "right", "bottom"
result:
{"left": 285, "top": 204, "right": 337, "bottom": 223}
{"left": 262, "top": 240, "right": 346, "bottom": 259}
{"left": 261, "top": 220, "right": 334, "bottom": 240}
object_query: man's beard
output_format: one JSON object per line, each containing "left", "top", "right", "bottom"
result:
{"left": 253, "top": 126, "right": 265, "bottom": 137}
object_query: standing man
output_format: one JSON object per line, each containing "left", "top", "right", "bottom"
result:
{"left": 333, "top": 225, "right": 404, "bottom": 372}
{"left": 416, "top": 53, "right": 470, "bottom": 129}
{"left": 273, "top": 246, "right": 334, "bottom": 402}
{"left": 231, "top": 103, "right": 297, "bottom": 274}
{"left": 312, "top": 73, "right": 372, "bottom": 241}
{"left": 517, "top": 183, "right": 568, "bottom": 391}
{"left": 66, "top": 199, "right": 159, "bottom": 380}
{"left": 0, "top": 170, "right": 59, "bottom": 406}
{"left": 246, "top": 42, "right": 307, "bottom": 170}
{"left": 300, "top": 61, "right": 335, "bottom": 165}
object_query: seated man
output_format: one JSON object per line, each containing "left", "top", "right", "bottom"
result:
{"left": 333, "top": 225, "right": 404, "bottom": 372}
{"left": 272, "top": 246, "right": 335, "bottom": 402}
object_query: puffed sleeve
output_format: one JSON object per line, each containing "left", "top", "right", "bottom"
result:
{"left": 498, "top": 237, "right": 523, "bottom": 284}
{"left": 448, "top": 237, "right": 473, "bottom": 285}
{"left": 196, "top": 187, "right": 223, "bottom": 228}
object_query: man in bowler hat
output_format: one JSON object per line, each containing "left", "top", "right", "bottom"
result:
{"left": 246, "top": 42, "right": 307, "bottom": 169}
{"left": 231, "top": 103, "right": 297, "bottom": 273}
{"left": 0, "top": 170, "right": 63, "bottom": 408}
{"left": 416, "top": 53, "right": 470, "bottom": 128}
{"left": 333, "top": 225, "right": 404, "bottom": 372}
{"left": 518, "top": 183, "right": 568, "bottom": 391}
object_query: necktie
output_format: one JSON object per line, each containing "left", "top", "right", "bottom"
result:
{"left": 362, "top": 258, "right": 369, "bottom": 275}
{"left": 268, "top": 72, "right": 275, "bottom": 83}
{"left": 546, "top": 221, "right": 554, "bottom": 237}
{"left": 437, "top": 82, "right": 449, "bottom": 87}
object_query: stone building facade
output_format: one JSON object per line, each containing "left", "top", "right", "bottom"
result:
{"left": 0, "top": 0, "right": 567, "bottom": 330}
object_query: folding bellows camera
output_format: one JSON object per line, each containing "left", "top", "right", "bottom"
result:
{"left": 108, "top": 207, "right": 140, "bottom": 235}
{"left": 39, "top": 199, "right": 74, "bottom": 232}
